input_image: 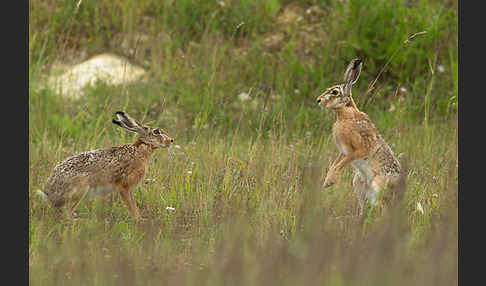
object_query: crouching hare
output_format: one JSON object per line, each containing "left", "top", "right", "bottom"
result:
{"left": 316, "top": 58, "right": 403, "bottom": 214}
{"left": 37, "top": 111, "right": 174, "bottom": 221}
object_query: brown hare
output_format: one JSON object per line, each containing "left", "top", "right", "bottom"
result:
{"left": 36, "top": 111, "right": 174, "bottom": 221}
{"left": 316, "top": 58, "right": 402, "bottom": 214}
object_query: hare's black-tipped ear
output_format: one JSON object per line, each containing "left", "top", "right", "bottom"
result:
{"left": 112, "top": 118, "right": 138, "bottom": 133}
{"left": 112, "top": 119, "right": 123, "bottom": 128}
{"left": 112, "top": 111, "right": 143, "bottom": 133}
{"left": 343, "top": 58, "right": 362, "bottom": 95}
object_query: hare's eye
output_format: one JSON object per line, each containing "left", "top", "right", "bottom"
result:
{"left": 331, "top": 90, "right": 338, "bottom": 95}
{"left": 152, "top": 129, "right": 160, "bottom": 135}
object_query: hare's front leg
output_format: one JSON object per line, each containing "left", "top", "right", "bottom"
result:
{"left": 119, "top": 188, "right": 142, "bottom": 221}
{"left": 324, "top": 153, "right": 344, "bottom": 188}
{"left": 324, "top": 170, "right": 338, "bottom": 188}
{"left": 102, "top": 192, "right": 120, "bottom": 204}
{"left": 325, "top": 149, "right": 368, "bottom": 188}
{"left": 329, "top": 153, "right": 344, "bottom": 170}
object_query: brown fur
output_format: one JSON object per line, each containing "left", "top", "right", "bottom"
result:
{"left": 316, "top": 59, "right": 402, "bottom": 214}
{"left": 40, "top": 112, "right": 174, "bottom": 221}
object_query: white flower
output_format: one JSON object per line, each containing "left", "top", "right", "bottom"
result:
{"left": 166, "top": 206, "right": 175, "bottom": 211}
{"left": 416, "top": 202, "right": 424, "bottom": 215}
{"left": 187, "top": 171, "right": 193, "bottom": 175}
{"left": 437, "top": 65, "right": 445, "bottom": 73}
{"left": 145, "top": 178, "right": 156, "bottom": 184}
{"left": 238, "top": 92, "right": 250, "bottom": 101}
{"left": 174, "top": 145, "right": 181, "bottom": 149}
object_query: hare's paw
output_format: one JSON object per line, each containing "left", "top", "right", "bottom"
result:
{"left": 323, "top": 170, "right": 337, "bottom": 188}
{"left": 323, "top": 179, "right": 335, "bottom": 188}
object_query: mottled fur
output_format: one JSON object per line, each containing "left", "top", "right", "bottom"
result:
{"left": 38, "top": 111, "right": 174, "bottom": 221}
{"left": 316, "top": 59, "right": 401, "bottom": 214}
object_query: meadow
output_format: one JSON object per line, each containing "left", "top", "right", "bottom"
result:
{"left": 29, "top": 0, "right": 458, "bottom": 285}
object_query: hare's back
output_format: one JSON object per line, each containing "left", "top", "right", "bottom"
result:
{"left": 372, "top": 135, "right": 401, "bottom": 177}
{"left": 52, "top": 149, "right": 116, "bottom": 175}
{"left": 45, "top": 147, "right": 124, "bottom": 188}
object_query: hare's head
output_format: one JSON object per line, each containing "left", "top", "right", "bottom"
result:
{"left": 317, "top": 58, "right": 362, "bottom": 109}
{"left": 112, "top": 111, "right": 174, "bottom": 148}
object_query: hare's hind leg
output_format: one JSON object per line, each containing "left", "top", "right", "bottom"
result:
{"left": 62, "top": 184, "right": 90, "bottom": 221}
{"left": 119, "top": 188, "right": 141, "bottom": 221}
{"left": 376, "top": 174, "right": 405, "bottom": 209}
{"left": 352, "top": 173, "right": 368, "bottom": 216}
{"left": 370, "top": 175, "right": 399, "bottom": 215}
{"left": 370, "top": 175, "right": 387, "bottom": 202}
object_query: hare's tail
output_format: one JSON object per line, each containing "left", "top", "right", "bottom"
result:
{"left": 36, "top": 189, "right": 50, "bottom": 206}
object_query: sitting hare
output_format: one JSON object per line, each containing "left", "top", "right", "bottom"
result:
{"left": 316, "top": 58, "right": 402, "bottom": 214}
{"left": 37, "top": 111, "right": 174, "bottom": 220}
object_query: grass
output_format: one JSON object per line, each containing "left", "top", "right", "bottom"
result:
{"left": 29, "top": 90, "right": 458, "bottom": 285}
{"left": 29, "top": 0, "right": 457, "bottom": 285}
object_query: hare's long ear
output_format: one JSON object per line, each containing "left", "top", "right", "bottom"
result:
{"left": 112, "top": 111, "right": 144, "bottom": 133}
{"left": 343, "top": 58, "right": 362, "bottom": 96}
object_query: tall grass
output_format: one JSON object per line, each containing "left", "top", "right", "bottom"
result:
{"left": 29, "top": 0, "right": 457, "bottom": 285}
{"left": 29, "top": 106, "right": 457, "bottom": 284}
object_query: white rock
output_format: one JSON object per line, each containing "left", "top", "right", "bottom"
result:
{"left": 48, "top": 53, "right": 147, "bottom": 99}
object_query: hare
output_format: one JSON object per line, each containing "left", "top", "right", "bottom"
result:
{"left": 36, "top": 111, "right": 174, "bottom": 221}
{"left": 316, "top": 58, "right": 402, "bottom": 214}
